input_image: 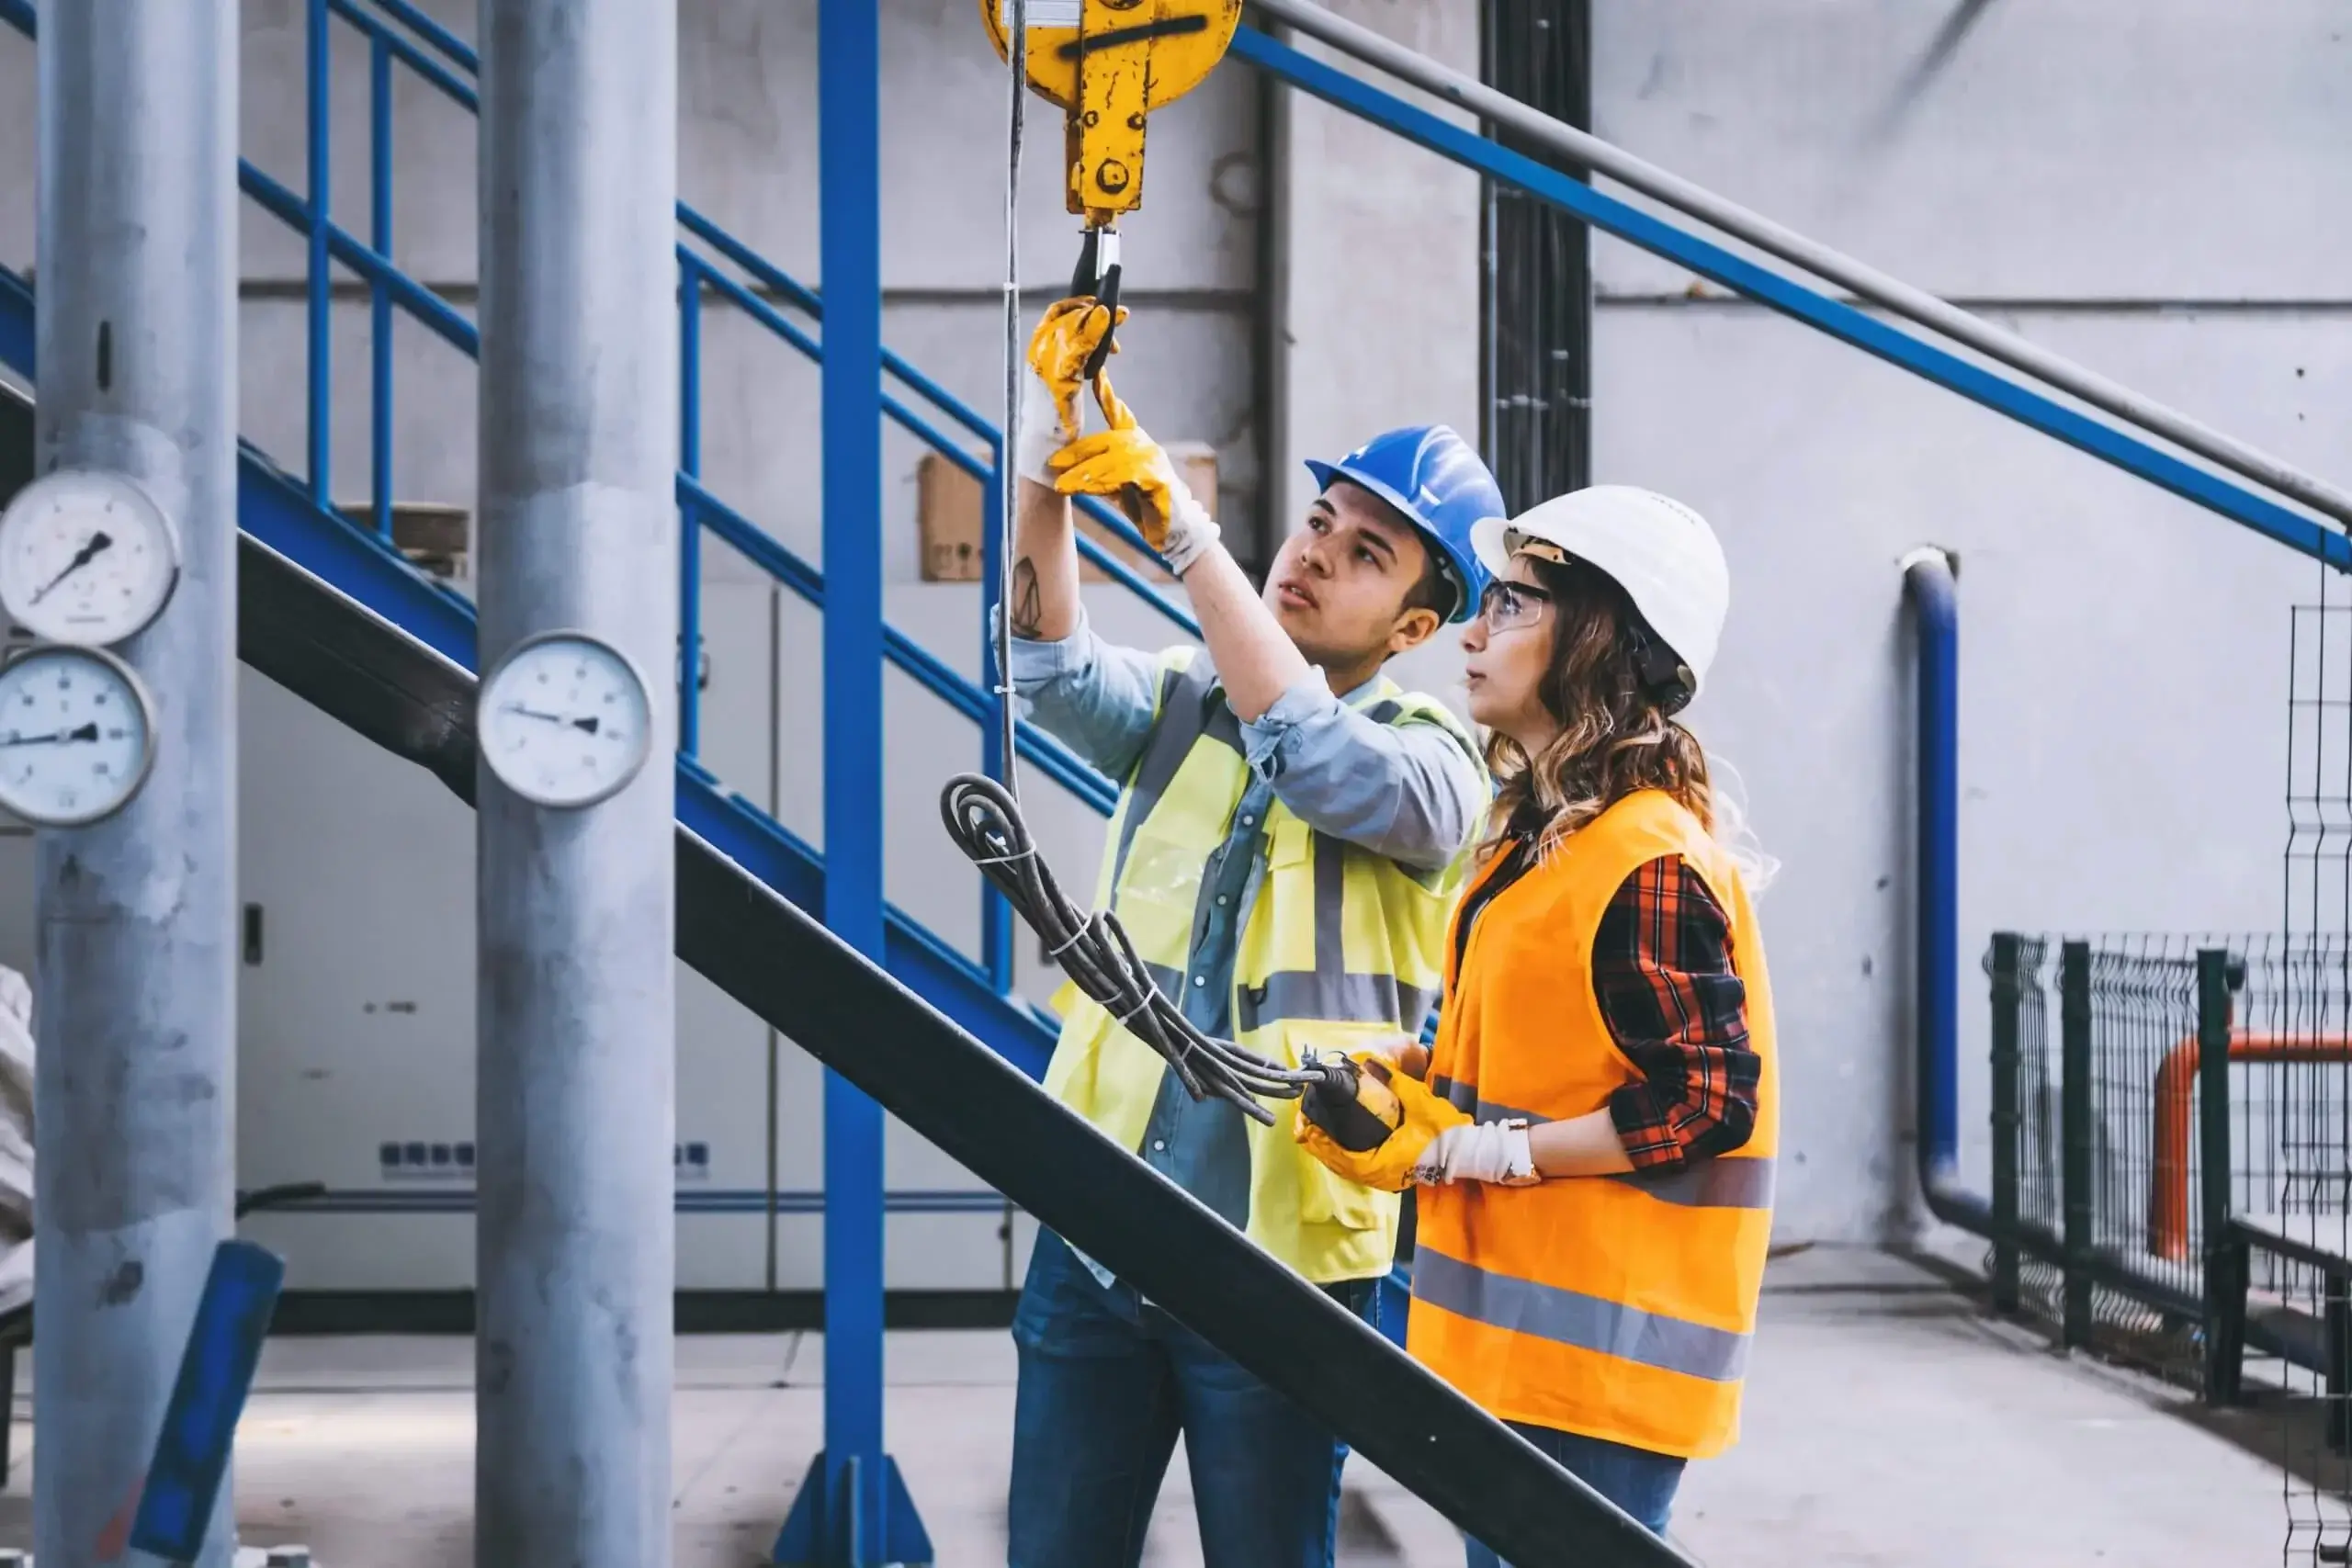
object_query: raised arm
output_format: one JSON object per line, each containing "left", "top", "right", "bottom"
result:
{"left": 1046, "top": 378, "right": 1311, "bottom": 723}
{"left": 989, "top": 299, "right": 1167, "bottom": 779}
{"left": 1005, "top": 297, "right": 1131, "bottom": 644}
{"left": 1009, "top": 474, "right": 1082, "bottom": 645}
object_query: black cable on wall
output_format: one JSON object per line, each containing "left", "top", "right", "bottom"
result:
{"left": 1480, "top": 0, "right": 1592, "bottom": 513}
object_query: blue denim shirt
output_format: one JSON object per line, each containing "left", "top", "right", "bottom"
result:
{"left": 1004, "top": 609, "right": 1485, "bottom": 1266}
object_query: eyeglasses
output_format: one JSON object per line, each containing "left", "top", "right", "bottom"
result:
{"left": 1475, "top": 579, "right": 1553, "bottom": 633}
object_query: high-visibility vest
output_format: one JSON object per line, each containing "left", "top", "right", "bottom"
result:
{"left": 1409, "top": 788, "right": 1779, "bottom": 1460}
{"left": 1044, "top": 647, "right": 1487, "bottom": 1285}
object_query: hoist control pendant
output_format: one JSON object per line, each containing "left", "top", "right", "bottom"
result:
{"left": 981, "top": 0, "right": 1244, "bottom": 222}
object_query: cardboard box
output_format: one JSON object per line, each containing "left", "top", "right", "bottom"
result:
{"left": 917, "top": 445, "right": 1216, "bottom": 585}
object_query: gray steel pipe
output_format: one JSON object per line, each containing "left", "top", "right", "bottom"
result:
{"left": 1251, "top": 0, "right": 2352, "bottom": 529}
{"left": 474, "top": 1, "right": 680, "bottom": 1563}
{"left": 33, "top": 6, "right": 240, "bottom": 1564}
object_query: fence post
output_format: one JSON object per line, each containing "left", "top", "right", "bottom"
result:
{"left": 1988, "top": 932, "right": 2023, "bottom": 1314}
{"left": 2060, "top": 939, "right": 2094, "bottom": 1349}
{"left": 2196, "top": 948, "right": 2242, "bottom": 1404}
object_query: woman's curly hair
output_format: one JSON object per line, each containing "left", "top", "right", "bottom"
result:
{"left": 1481, "top": 555, "right": 1714, "bottom": 863}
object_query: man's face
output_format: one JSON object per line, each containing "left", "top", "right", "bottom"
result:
{"left": 1261, "top": 480, "right": 1443, "bottom": 670}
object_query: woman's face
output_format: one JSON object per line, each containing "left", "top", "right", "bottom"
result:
{"left": 1461, "top": 554, "right": 1559, "bottom": 750}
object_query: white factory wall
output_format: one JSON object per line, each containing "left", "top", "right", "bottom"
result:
{"left": 1, "top": 0, "right": 2346, "bottom": 1270}
{"left": 1269, "top": 0, "right": 1483, "bottom": 527}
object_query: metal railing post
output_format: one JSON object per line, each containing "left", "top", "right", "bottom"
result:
{"left": 978, "top": 436, "right": 1015, "bottom": 994}
{"left": 678, "top": 254, "right": 703, "bottom": 762}
{"left": 368, "top": 31, "right": 393, "bottom": 541}
{"left": 1988, "top": 932, "right": 2022, "bottom": 1314}
{"left": 2196, "top": 948, "right": 2240, "bottom": 1404}
{"left": 2060, "top": 940, "right": 2095, "bottom": 1349}
{"left": 307, "top": 0, "right": 333, "bottom": 506}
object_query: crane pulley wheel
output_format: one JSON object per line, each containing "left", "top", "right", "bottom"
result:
{"left": 978, "top": 0, "right": 1244, "bottom": 223}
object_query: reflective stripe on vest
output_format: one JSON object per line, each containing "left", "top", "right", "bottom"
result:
{"left": 1235, "top": 840, "right": 1442, "bottom": 1032}
{"left": 1106, "top": 660, "right": 1238, "bottom": 890}
{"left": 1413, "top": 1250, "right": 1751, "bottom": 1383}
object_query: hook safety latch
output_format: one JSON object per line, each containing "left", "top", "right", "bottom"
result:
{"left": 1070, "top": 224, "right": 1123, "bottom": 382}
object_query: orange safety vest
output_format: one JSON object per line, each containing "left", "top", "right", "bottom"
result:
{"left": 1408, "top": 788, "right": 1779, "bottom": 1461}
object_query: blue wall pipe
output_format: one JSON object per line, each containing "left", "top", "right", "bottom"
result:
{"left": 1903, "top": 550, "right": 1977, "bottom": 1223}
{"left": 1899, "top": 556, "right": 2234, "bottom": 1336}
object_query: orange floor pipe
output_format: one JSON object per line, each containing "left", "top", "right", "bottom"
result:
{"left": 2149, "top": 1032, "right": 2352, "bottom": 1261}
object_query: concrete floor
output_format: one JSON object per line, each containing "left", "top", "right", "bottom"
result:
{"left": 0, "top": 1246, "right": 2312, "bottom": 1565}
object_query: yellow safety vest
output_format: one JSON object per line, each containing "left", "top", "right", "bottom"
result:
{"left": 1044, "top": 647, "right": 1487, "bottom": 1284}
{"left": 1411, "top": 789, "right": 1779, "bottom": 1460}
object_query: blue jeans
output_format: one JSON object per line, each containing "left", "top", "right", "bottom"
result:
{"left": 1463, "top": 1424, "right": 1686, "bottom": 1565}
{"left": 1006, "top": 1230, "right": 1384, "bottom": 1568}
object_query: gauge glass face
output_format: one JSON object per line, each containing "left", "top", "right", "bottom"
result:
{"left": 0, "top": 646, "right": 154, "bottom": 827}
{"left": 0, "top": 470, "right": 179, "bottom": 647}
{"left": 479, "top": 634, "right": 653, "bottom": 808}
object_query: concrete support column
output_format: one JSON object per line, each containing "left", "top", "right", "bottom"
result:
{"left": 473, "top": 2, "right": 679, "bottom": 1564}
{"left": 31, "top": 5, "right": 239, "bottom": 1564}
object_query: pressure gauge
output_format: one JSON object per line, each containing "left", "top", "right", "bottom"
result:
{"left": 477, "top": 631, "right": 654, "bottom": 809}
{"left": 0, "top": 644, "right": 157, "bottom": 828}
{"left": 0, "top": 469, "right": 180, "bottom": 648}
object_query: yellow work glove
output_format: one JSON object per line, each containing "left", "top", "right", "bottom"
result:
{"left": 1294, "top": 1055, "right": 1473, "bottom": 1193}
{"left": 1046, "top": 378, "right": 1223, "bottom": 575}
{"left": 1020, "top": 298, "right": 1128, "bottom": 462}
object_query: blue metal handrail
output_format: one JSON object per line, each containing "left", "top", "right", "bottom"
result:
{"left": 0, "top": 0, "right": 1134, "bottom": 1007}
{"left": 326, "top": 0, "right": 1198, "bottom": 622}
{"left": 1228, "top": 24, "right": 2351, "bottom": 573}
{"left": 307, "top": 0, "right": 1174, "bottom": 989}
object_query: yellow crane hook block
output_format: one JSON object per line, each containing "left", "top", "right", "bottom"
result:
{"left": 980, "top": 0, "right": 1243, "bottom": 223}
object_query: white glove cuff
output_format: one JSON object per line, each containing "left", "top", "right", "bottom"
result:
{"left": 1159, "top": 473, "right": 1222, "bottom": 578}
{"left": 1014, "top": 367, "right": 1069, "bottom": 487}
{"left": 1415, "top": 1121, "right": 1539, "bottom": 1186}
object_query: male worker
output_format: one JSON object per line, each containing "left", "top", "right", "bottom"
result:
{"left": 999, "top": 297, "right": 1500, "bottom": 1566}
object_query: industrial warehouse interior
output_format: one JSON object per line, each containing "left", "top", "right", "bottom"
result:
{"left": 0, "top": 1, "right": 2346, "bottom": 1564}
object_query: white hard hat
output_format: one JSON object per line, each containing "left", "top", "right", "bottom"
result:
{"left": 1470, "top": 485, "right": 1730, "bottom": 703}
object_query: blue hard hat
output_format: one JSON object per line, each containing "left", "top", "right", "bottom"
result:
{"left": 1304, "top": 424, "right": 1502, "bottom": 623}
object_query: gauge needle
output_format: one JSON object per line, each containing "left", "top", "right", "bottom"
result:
{"left": 28, "top": 531, "right": 114, "bottom": 604}
{"left": 502, "top": 702, "right": 601, "bottom": 736}
{"left": 0, "top": 722, "right": 99, "bottom": 749}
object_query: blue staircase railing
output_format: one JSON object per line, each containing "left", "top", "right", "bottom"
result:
{"left": 0, "top": 256, "right": 1057, "bottom": 1086}
{"left": 0, "top": 0, "right": 1185, "bottom": 1035}
{"left": 258, "top": 0, "right": 1198, "bottom": 1006}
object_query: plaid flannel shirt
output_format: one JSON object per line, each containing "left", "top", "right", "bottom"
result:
{"left": 1593, "top": 856, "right": 1760, "bottom": 1170}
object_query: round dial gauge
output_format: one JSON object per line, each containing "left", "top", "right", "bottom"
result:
{"left": 0, "top": 469, "right": 180, "bottom": 647}
{"left": 478, "top": 631, "right": 654, "bottom": 809}
{"left": 0, "top": 645, "right": 157, "bottom": 828}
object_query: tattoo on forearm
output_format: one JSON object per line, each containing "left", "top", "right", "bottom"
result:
{"left": 1010, "top": 557, "right": 1044, "bottom": 639}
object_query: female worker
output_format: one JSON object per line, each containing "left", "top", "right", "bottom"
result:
{"left": 1295, "top": 485, "right": 1777, "bottom": 1555}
